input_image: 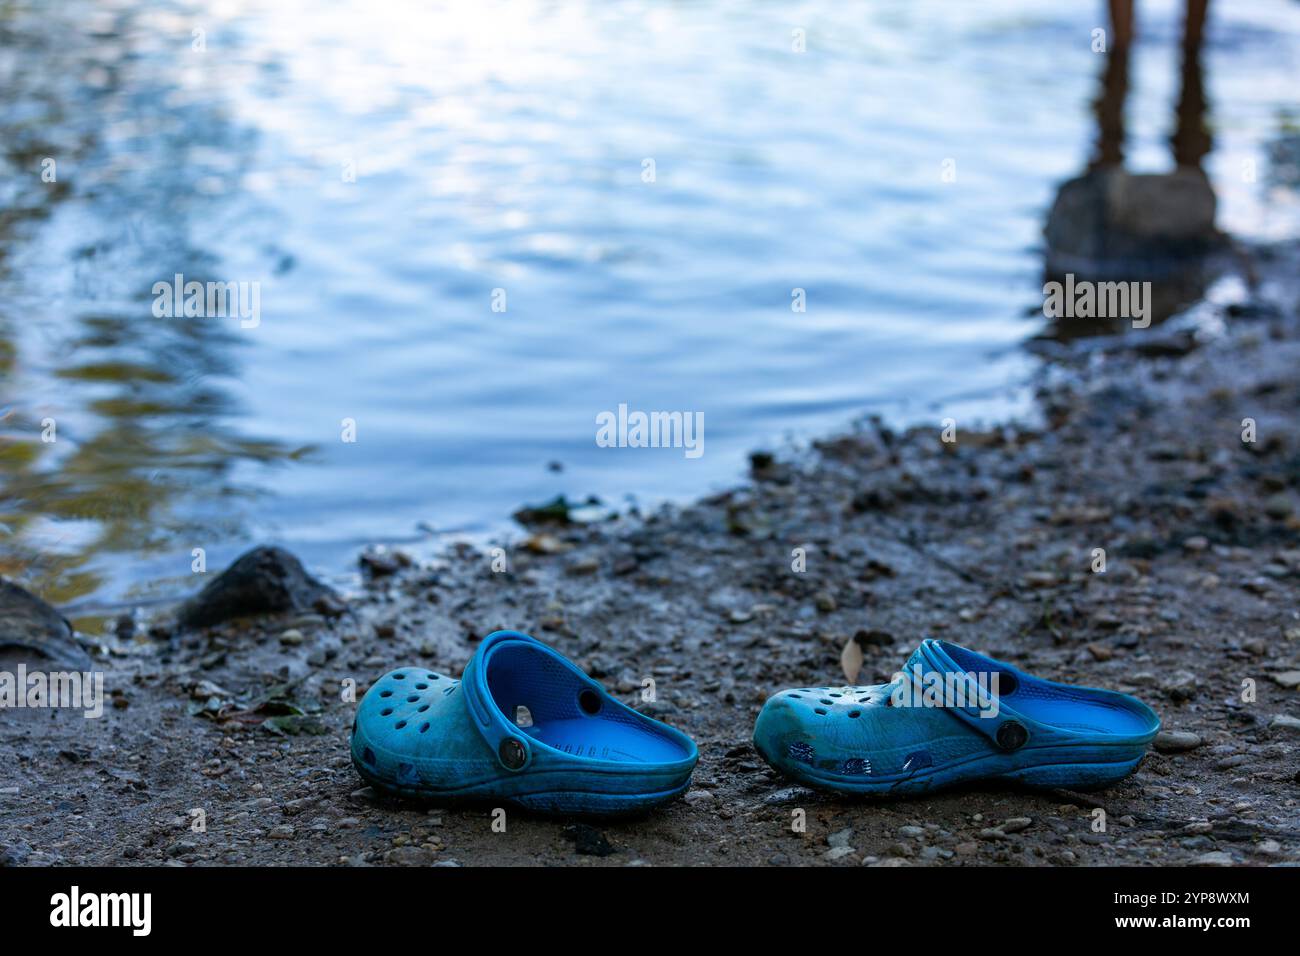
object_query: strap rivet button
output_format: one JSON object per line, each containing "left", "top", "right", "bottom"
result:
{"left": 996, "top": 721, "right": 1028, "bottom": 751}
{"left": 499, "top": 738, "right": 526, "bottom": 769}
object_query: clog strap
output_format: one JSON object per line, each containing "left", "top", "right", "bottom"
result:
{"left": 460, "top": 630, "right": 542, "bottom": 773}
{"left": 897, "top": 639, "right": 1039, "bottom": 752}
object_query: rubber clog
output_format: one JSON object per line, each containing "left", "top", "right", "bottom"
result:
{"left": 351, "top": 630, "right": 698, "bottom": 815}
{"left": 754, "top": 639, "right": 1159, "bottom": 795}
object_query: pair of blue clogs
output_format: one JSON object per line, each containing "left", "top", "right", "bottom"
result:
{"left": 351, "top": 630, "right": 1159, "bottom": 816}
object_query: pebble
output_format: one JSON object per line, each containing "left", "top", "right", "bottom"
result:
{"left": 1162, "top": 672, "right": 1198, "bottom": 701}
{"left": 898, "top": 825, "right": 926, "bottom": 839}
{"left": 684, "top": 789, "right": 715, "bottom": 806}
{"left": 1269, "top": 715, "right": 1300, "bottom": 734}
{"left": 1263, "top": 494, "right": 1293, "bottom": 519}
{"left": 279, "top": 629, "right": 304, "bottom": 646}
{"left": 0, "top": 841, "right": 33, "bottom": 867}
{"left": 1001, "top": 817, "right": 1033, "bottom": 834}
{"left": 825, "top": 846, "right": 855, "bottom": 861}
{"left": 384, "top": 846, "right": 438, "bottom": 866}
{"left": 919, "top": 846, "right": 952, "bottom": 861}
{"left": 267, "top": 825, "right": 295, "bottom": 839}
{"left": 566, "top": 556, "right": 600, "bottom": 576}
{"left": 1193, "top": 851, "right": 1235, "bottom": 866}
{"left": 1271, "top": 671, "right": 1300, "bottom": 689}
{"left": 524, "top": 533, "right": 568, "bottom": 555}
{"left": 763, "top": 786, "right": 813, "bottom": 805}
{"left": 827, "top": 827, "right": 854, "bottom": 849}
{"left": 564, "top": 824, "right": 615, "bottom": 857}
{"left": 1154, "top": 730, "right": 1202, "bottom": 753}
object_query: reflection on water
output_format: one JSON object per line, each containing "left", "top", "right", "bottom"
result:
{"left": 2, "top": 0, "right": 1299, "bottom": 615}
{"left": 0, "top": 2, "right": 303, "bottom": 609}
{"left": 1042, "top": 0, "right": 1223, "bottom": 339}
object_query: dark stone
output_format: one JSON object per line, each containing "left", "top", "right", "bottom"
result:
{"left": 0, "top": 579, "right": 93, "bottom": 669}
{"left": 0, "top": 841, "right": 32, "bottom": 867}
{"left": 563, "top": 824, "right": 616, "bottom": 857}
{"left": 359, "top": 548, "right": 406, "bottom": 578}
{"left": 853, "top": 628, "right": 895, "bottom": 647}
{"left": 176, "top": 546, "right": 341, "bottom": 630}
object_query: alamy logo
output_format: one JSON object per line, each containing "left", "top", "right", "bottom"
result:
{"left": 596, "top": 403, "right": 704, "bottom": 459}
{"left": 152, "top": 273, "right": 261, "bottom": 328}
{"left": 0, "top": 665, "right": 104, "bottom": 718}
{"left": 1043, "top": 273, "right": 1151, "bottom": 329}
{"left": 50, "top": 886, "right": 151, "bottom": 936}
{"left": 889, "top": 665, "right": 1002, "bottom": 718}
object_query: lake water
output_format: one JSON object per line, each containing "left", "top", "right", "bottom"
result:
{"left": 1, "top": 0, "right": 1298, "bottom": 618}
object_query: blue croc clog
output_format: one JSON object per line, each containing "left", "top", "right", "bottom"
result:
{"left": 351, "top": 630, "right": 698, "bottom": 815}
{"left": 754, "top": 639, "right": 1159, "bottom": 796}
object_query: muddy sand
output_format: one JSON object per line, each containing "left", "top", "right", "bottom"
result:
{"left": 3, "top": 242, "right": 1299, "bottom": 867}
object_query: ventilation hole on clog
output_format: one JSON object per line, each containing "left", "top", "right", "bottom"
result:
{"left": 819, "top": 698, "right": 832, "bottom": 705}
{"left": 362, "top": 747, "right": 375, "bottom": 765}
{"left": 406, "top": 695, "right": 419, "bottom": 703}
{"left": 418, "top": 704, "right": 429, "bottom": 713}
{"left": 578, "top": 689, "right": 602, "bottom": 715}
{"left": 849, "top": 710, "right": 861, "bottom": 718}
{"left": 395, "top": 720, "right": 407, "bottom": 729}
{"left": 443, "top": 685, "right": 456, "bottom": 696}
{"left": 997, "top": 672, "right": 1018, "bottom": 696}
{"left": 415, "top": 683, "right": 428, "bottom": 690}
{"left": 788, "top": 693, "right": 802, "bottom": 699}
{"left": 829, "top": 692, "right": 842, "bottom": 698}
{"left": 419, "top": 722, "right": 430, "bottom": 733}
{"left": 380, "top": 690, "right": 392, "bottom": 698}
{"left": 427, "top": 673, "right": 440, "bottom": 680}
{"left": 381, "top": 708, "right": 393, "bottom": 716}
{"left": 393, "top": 674, "right": 405, "bottom": 680}
{"left": 814, "top": 708, "right": 828, "bottom": 716}
{"left": 515, "top": 705, "right": 534, "bottom": 727}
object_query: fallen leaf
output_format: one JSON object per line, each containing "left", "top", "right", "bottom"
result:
{"left": 841, "top": 635, "right": 864, "bottom": 684}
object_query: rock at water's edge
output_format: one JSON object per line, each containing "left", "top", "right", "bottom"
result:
{"left": 0, "top": 579, "right": 93, "bottom": 670}
{"left": 177, "top": 546, "right": 341, "bottom": 630}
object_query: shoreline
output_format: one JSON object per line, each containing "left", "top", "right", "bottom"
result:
{"left": 3, "top": 239, "right": 1299, "bottom": 866}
